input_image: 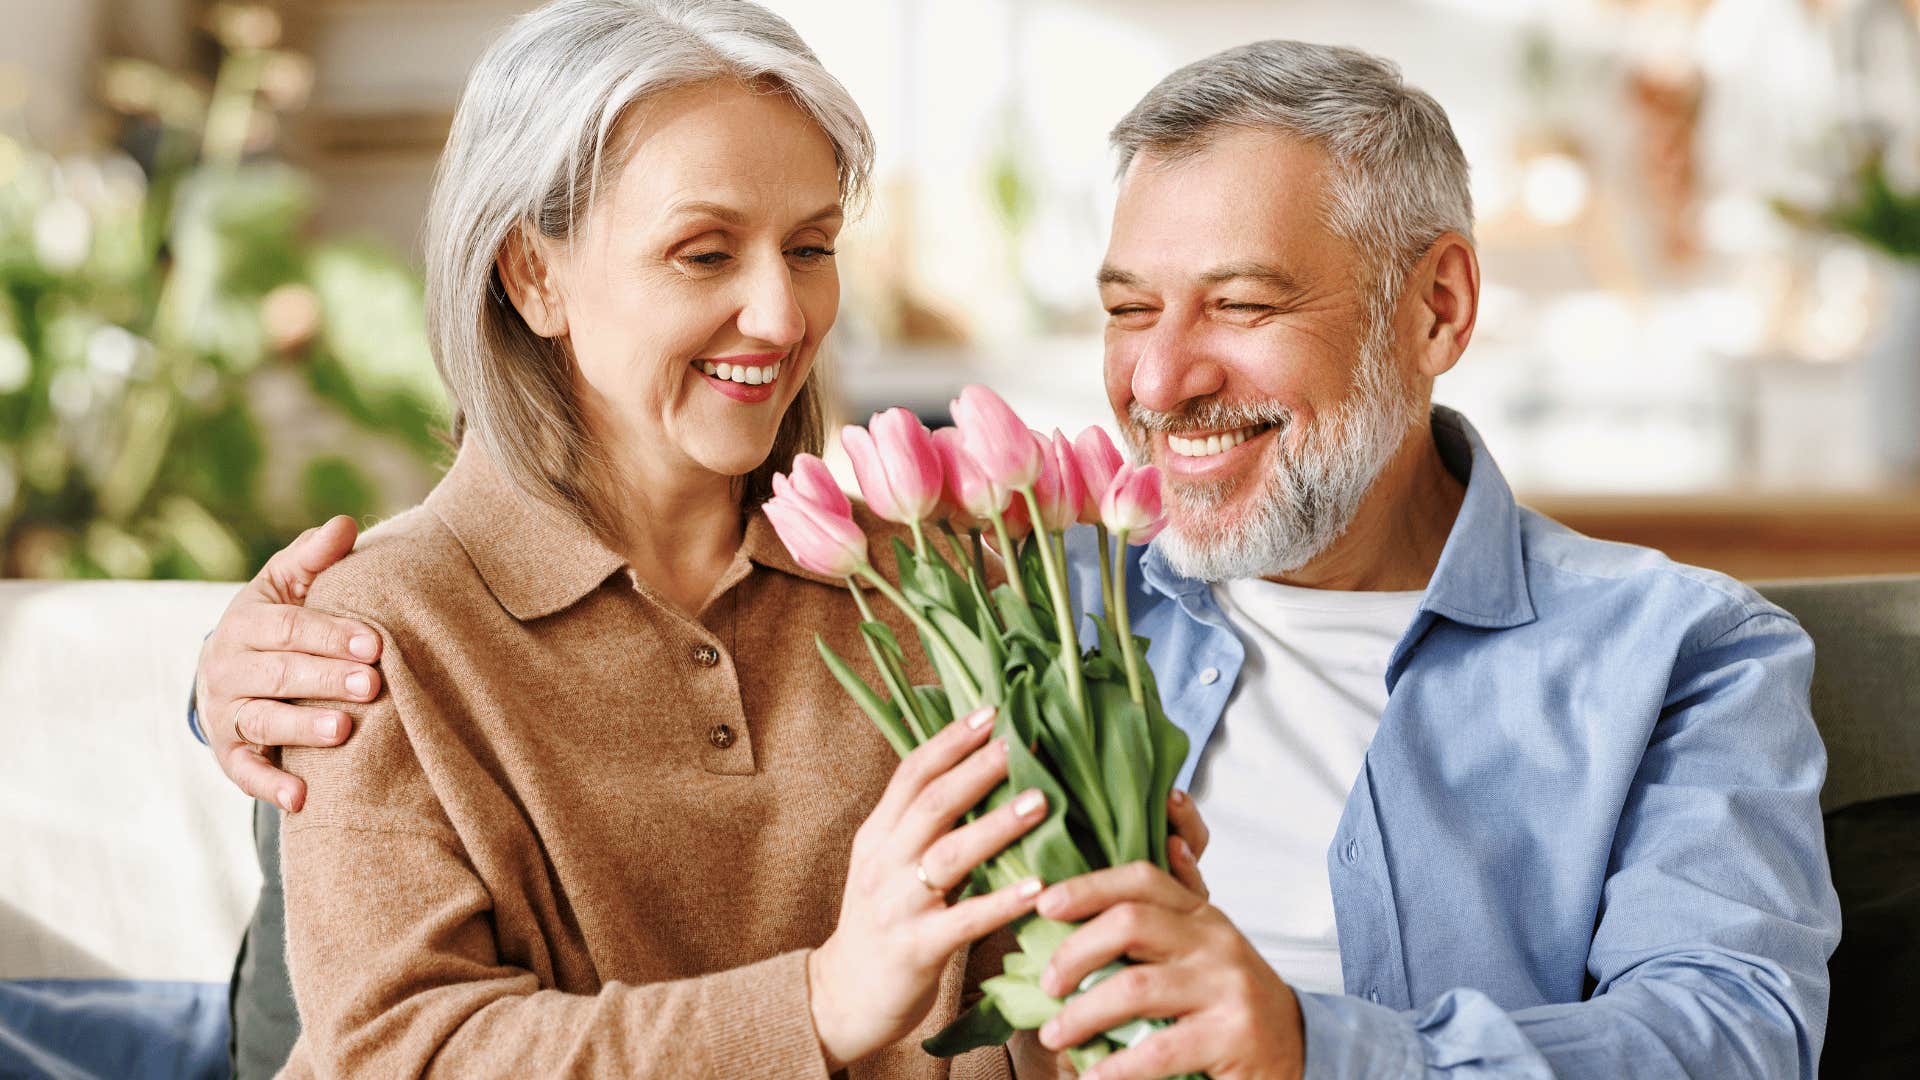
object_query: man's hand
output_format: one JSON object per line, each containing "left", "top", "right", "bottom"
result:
{"left": 196, "top": 516, "right": 380, "bottom": 812}
{"left": 1033, "top": 861, "right": 1304, "bottom": 1080}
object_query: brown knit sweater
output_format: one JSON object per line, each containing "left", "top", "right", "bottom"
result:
{"left": 277, "top": 442, "right": 1011, "bottom": 1079}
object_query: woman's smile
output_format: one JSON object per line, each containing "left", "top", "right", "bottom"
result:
{"left": 693, "top": 350, "right": 785, "bottom": 403}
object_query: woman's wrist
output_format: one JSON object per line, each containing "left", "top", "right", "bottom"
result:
{"left": 806, "top": 940, "right": 852, "bottom": 1072}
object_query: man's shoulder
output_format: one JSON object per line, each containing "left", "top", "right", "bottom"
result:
{"left": 1515, "top": 505, "right": 1800, "bottom": 652}
{"left": 304, "top": 505, "right": 480, "bottom": 634}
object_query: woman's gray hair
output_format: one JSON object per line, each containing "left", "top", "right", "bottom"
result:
{"left": 423, "top": 0, "right": 873, "bottom": 528}
{"left": 1109, "top": 40, "right": 1471, "bottom": 323}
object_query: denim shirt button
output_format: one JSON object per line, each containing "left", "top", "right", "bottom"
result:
{"left": 1366, "top": 988, "right": 1381, "bottom": 1003}
{"left": 1343, "top": 838, "right": 1360, "bottom": 864}
{"left": 1199, "top": 667, "right": 1220, "bottom": 684}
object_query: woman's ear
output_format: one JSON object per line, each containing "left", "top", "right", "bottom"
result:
{"left": 496, "top": 227, "right": 570, "bottom": 339}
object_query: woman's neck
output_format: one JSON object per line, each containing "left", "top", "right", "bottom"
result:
{"left": 591, "top": 424, "right": 747, "bottom": 618}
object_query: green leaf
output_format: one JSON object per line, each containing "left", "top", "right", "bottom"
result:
{"left": 1002, "top": 680, "right": 1092, "bottom": 885}
{"left": 859, "top": 620, "right": 931, "bottom": 743}
{"left": 1091, "top": 677, "right": 1154, "bottom": 866}
{"left": 1001, "top": 950, "right": 1045, "bottom": 981}
{"left": 922, "top": 996, "right": 1014, "bottom": 1058}
{"left": 930, "top": 605, "right": 1000, "bottom": 704}
{"left": 1139, "top": 659, "right": 1192, "bottom": 871}
{"left": 817, "top": 636, "right": 916, "bottom": 757}
{"left": 981, "top": 972, "right": 1064, "bottom": 1028}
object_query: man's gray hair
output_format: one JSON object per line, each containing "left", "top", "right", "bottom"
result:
{"left": 423, "top": 0, "right": 872, "bottom": 528}
{"left": 1110, "top": 40, "right": 1472, "bottom": 319}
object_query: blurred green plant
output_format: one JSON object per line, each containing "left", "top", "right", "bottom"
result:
{"left": 1778, "top": 148, "right": 1920, "bottom": 263}
{"left": 0, "top": 4, "right": 445, "bottom": 580}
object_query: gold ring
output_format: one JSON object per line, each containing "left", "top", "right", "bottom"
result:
{"left": 915, "top": 862, "right": 944, "bottom": 893}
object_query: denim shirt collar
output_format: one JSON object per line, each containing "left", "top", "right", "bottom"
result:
{"left": 1138, "top": 406, "right": 1535, "bottom": 631}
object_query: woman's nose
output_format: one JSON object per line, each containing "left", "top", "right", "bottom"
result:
{"left": 736, "top": 259, "right": 807, "bottom": 348}
{"left": 1130, "top": 318, "right": 1225, "bottom": 415}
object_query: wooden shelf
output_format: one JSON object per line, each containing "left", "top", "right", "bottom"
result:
{"left": 1522, "top": 492, "right": 1920, "bottom": 581}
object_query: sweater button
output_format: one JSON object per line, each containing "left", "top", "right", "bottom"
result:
{"left": 691, "top": 643, "right": 720, "bottom": 667}
{"left": 707, "top": 723, "right": 736, "bottom": 749}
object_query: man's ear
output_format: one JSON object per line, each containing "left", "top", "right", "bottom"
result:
{"left": 496, "top": 227, "right": 569, "bottom": 339}
{"left": 1412, "top": 232, "right": 1478, "bottom": 379}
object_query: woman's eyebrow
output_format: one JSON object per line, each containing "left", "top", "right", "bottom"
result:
{"left": 662, "top": 201, "right": 845, "bottom": 227}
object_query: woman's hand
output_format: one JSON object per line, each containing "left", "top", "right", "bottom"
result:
{"left": 808, "top": 705, "right": 1050, "bottom": 1070}
{"left": 196, "top": 516, "right": 381, "bottom": 810}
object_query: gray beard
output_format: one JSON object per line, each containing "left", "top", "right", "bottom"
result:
{"left": 1123, "top": 315, "right": 1422, "bottom": 582}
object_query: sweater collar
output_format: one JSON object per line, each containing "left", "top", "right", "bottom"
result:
{"left": 428, "top": 440, "right": 850, "bottom": 620}
{"left": 427, "top": 441, "right": 627, "bottom": 621}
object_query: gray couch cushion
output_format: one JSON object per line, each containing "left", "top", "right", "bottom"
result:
{"left": 1756, "top": 575, "right": 1920, "bottom": 811}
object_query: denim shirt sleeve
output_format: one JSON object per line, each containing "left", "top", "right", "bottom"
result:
{"left": 1296, "top": 611, "right": 1840, "bottom": 1079}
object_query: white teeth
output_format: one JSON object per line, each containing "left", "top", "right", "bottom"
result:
{"left": 696, "top": 360, "right": 782, "bottom": 386}
{"left": 1168, "top": 425, "right": 1264, "bottom": 458}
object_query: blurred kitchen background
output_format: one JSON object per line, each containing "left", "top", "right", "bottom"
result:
{"left": 1, "top": 0, "right": 1916, "bottom": 582}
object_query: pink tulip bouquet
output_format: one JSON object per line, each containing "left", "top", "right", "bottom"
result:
{"left": 764, "top": 386, "right": 1199, "bottom": 1076}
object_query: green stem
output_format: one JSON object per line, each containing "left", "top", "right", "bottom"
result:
{"left": 858, "top": 567, "right": 982, "bottom": 710}
{"left": 1112, "top": 531, "right": 1145, "bottom": 706}
{"left": 1017, "top": 486, "right": 1089, "bottom": 727}
{"left": 908, "top": 518, "right": 929, "bottom": 562}
{"left": 849, "top": 580, "right": 932, "bottom": 743}
{"left": 1095, "top": 525, "right": 1117, "bottom": 624}
{"left": 988, "top": 509, "right": 1028, "bottom": 604}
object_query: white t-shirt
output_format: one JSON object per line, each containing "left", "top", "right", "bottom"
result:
{"left": 1191, "top": 578, "right": 1425, "bottom": 996}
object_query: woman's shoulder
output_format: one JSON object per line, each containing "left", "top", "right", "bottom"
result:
{"left": 304, "top": 504, "right": 476, "bottom": 632}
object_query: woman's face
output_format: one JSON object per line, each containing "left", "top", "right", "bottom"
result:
{"left": 510, "top": 80, "right": 844, "bottom": 485}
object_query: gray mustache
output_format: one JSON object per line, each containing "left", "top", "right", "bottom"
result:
{"left": 1125, "top": 399, "right": 1292, "bottom": 437}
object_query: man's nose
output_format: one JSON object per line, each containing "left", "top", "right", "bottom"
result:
{"left": 736, "top": 258, "right": 807, "bottom": 347}
{"left": 1130, "top": 319, "right": 1225, "bottom": 415}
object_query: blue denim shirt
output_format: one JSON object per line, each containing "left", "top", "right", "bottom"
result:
{"left": 1064, "top": 407, "right": 1840, "bottom": 1079}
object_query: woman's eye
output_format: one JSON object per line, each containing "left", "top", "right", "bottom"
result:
{"left": 787, "top": 246, "right": 837, "bottom": 262}
{"left": 1221, "top": 302, "right": 1271, "bottom": 313}
{"left": 684, "top": 251, "right": 731, "bottom": 267}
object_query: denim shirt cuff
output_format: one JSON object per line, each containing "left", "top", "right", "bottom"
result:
{"left": 1297, "top": 990, "right": 1422, "bottom": 1079}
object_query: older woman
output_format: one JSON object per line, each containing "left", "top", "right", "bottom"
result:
{"left": 234, "top": 2, "right": 1064, "bottom": 1076}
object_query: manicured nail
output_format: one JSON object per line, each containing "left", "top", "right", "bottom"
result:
{"left": 1014, "top": 789, "right": 1045, "bottom": 817}
{"left": 291, "top": 580, "right": 308, "bottom": 599}
{"left": 346, "top": 671, "right": 372, "bottom": 697}
{"left": 1169, "top": 789, "right": 1187, "bottom": 807}
{"left": 1039, "top": 1020, "right": 1061, "bottom": 1047}
{"left": 349, "top": 634, "right": 378, "bottom": 661}
{"left": 1017, "top": 877, "right": 1043, "bottom": 899}
{"left": 965, "top": 706, "right": 995, "bottom": 731}
{"left": 277, "top": 788, "right": 296, "bottom": 812}
{"left": 317, "top": 714, "right": 340, "bottom": 740}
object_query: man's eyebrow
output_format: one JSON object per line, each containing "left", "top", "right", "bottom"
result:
{"left": 1198, "top": 261, "right": 1305, "bottom": 292}
{"left": 1096, "top": 264, "right": 1142, "bottom": 288}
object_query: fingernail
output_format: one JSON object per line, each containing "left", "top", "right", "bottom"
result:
{"left": 277, "top": 788, "right": 296, "bottom": 812}
{"left": 1017, "top": 877, "right": 1043, "bottom": 899}
{"left": 346, "top": 671, "right": 372, "bottom": 697}
{"left": 1039, "top": 1020, "right": 1060, "bottom": 1047}
{"left": 965, "top": 706, "right": 994, "bottom": 731}
{"left": 1014, "top": 789, "right": 1045, "bottom": 817}
{"left": 317, "top": 714, "right": 340, "bottom": 740}
{"left": 1169, "top": 789, "right": 1187, "bottom": 806}
{"left": 291, "top": 581, "right": 308, "bottom": 599}
{"left": 349, "top": 634, "right": 378, "bottom": 661}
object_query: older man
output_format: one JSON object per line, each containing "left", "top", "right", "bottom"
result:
{"left": 194, "top": 40, "right": 1837, "bottom": 1080}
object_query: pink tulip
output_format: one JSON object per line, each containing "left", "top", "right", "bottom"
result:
{"left": 765, "top": 461, "right": 870, "bottom": 577}
{"left": 1000, "top": 487, "right": 1033, "bottom": 540}
{"left": 933, "top": 426, "right": 1010, "bottom": 525}
{"left": 787, "top": 453, "right": 851, "bottom": 519}
{"left": 842, "top": 409, "right": 942, "bottom": 524}
{"left": 1031, "top": 429, "right": 1087, "bottom": 533}
{"left": 1100, "top": 463, "right": 1166, "bottom": 545}
{"left": 1073, "top": 426, "right": 1125, "bottom": 526}
{"left": 950, "top": 385, "right": 1042, "bottom": 491}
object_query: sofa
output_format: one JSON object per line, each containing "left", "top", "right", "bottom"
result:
{"left": 1, "top": 576, "right": 1915, "bottom": 1078}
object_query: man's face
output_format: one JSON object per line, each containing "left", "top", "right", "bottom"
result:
{"left": 1099, "top": 129, "right": 1419, "bottom": 580}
